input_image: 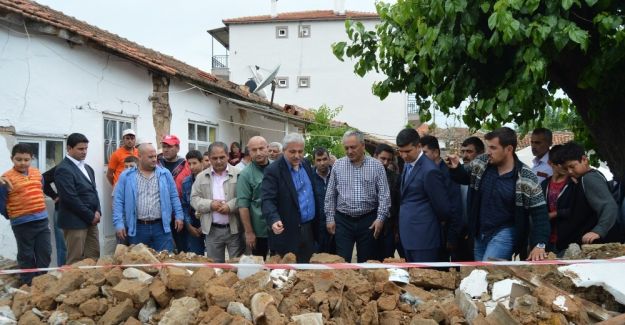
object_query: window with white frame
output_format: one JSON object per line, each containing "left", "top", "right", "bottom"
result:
{"left": 104, "top": 116, "right": 134, "bottom": 164}
{"left": 298, "top": 25, "right": 311, "bottom": 38}
{"left": 17, "top": 137, "right": 65, "bottom": 172}
{"left": 297, "top": 76, "right": 311, "bottom": 88}
{"left": 276, "top": 26, "right": 288, "bottom": 38}
{"left": 276, "top": 77, "right": 289, "bottom": 88}
{"left": 188, "top": 121, "right": 217, "bottom": 154}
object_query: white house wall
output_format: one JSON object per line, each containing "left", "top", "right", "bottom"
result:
{"left": 0, "top": 26, "right": 300, "bottom": 260}
{"left": 228, "top": 19, "right": 406, "bottom": 139}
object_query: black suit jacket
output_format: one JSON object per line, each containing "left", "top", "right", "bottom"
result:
{"left": 261, "top": 158, "right": 318, "bottom": 255}
{"left": 55, "top": 157, "right": 101, "bottom": 229}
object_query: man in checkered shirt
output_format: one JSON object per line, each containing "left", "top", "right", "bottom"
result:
{"left": 325, "top": 130, "right": 391, "bottom": 263}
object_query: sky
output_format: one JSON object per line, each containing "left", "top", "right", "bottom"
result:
{"left": 35, "top": 0, "right": 382, "bottom": 72}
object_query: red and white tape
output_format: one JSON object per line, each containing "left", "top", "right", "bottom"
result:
{"left": 2, "top": 258, "right": 625, "bottom": 275}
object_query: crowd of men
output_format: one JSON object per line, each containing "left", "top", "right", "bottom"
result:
{"left": 1, "top": 126, "right": 624, "bottom": 285}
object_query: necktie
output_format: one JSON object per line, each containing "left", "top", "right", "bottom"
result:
{"left": 403, "top": 163, "right": 413, "bottom": 185}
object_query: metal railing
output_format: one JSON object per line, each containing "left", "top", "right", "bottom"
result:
{"left": 407, "top": 94, "right": 418, "bottom": 115}
{"left": 212, "top": 55, "right": 229, "bottom": 69}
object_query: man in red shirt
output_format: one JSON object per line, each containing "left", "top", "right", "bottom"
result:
{"left": 106, "top": 129, "right": 138, "bottom": 187}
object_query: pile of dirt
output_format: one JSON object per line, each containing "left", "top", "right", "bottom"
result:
{"left": 0, "top": 243, "right": 623, "bottom": 324}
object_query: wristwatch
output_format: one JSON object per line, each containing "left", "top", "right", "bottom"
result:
{"left": 536, "top": 243, "right": 546, "bottom": 249}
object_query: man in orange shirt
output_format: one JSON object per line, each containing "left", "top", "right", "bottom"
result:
{"left": 106, "top": 129, "right": 138, "bottom": 187}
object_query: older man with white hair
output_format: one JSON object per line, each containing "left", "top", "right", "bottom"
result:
{"left": 267, "top": 142, "right": 283, "bottom": 162}
{"left": 325, "top": 130, "right": 391, "bottom": 263}
{"left": 261, "top": 133, "right": 319, "bottom": 263}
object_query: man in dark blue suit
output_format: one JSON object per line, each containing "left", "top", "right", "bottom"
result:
{"left": 55, "top": 133, "right": 101, "bottom": 264}
{"left": 261, "top": 133, "right": 318, "bottom": 263}
{"left": 396, "top": 129, "right": 453, "bottom": 262}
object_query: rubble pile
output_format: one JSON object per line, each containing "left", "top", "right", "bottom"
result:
{"left": 0, "top": 243, "right": 622, "bottom": 324}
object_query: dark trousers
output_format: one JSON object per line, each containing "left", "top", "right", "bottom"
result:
{"left": 171, "top": 219, "right": 189, "bottom": 253}
{"left": 317, "top": 220, "right": 336, "bottom": 254}
{"left": 375, "top": 222, "right": 397, "bottom": 261}
{"left": 404, "top": 248, "right": 440, "bottom": 263}
{"left": 294, "top": 222, "right": 315, "bottom": 263}
{"left": 12, "top": 218, "right": 52, "bottom": 285}
{"left": 451, "top": 232, "right": 474, "bottom": 262}
{"left": 335, "top": 211, "right": 377, "bottom": 263}
{"left": 253, "top": 237, "right": 270, "bottom": 260}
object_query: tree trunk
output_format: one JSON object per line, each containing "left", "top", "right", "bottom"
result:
{"left": 151, "top": 75, "right": 171, "bottom": 148}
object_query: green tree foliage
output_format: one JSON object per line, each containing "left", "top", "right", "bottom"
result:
{"left": 333, "top": 0, "right": 625, "bottom": 178}
{"left": 304, "top": 105, "right": 350, "bottom": 158}
{"left": 517, "top": 102, "right": 579, "bottom": 134}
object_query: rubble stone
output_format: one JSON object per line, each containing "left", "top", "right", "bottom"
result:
{"left": 17, "top": 310, "right": 43, "bottom": 325}
{"left": 485, "top": 303, "right": 520, "bottom": 325}
{"left": 148, "top": 278, "right": 171, "bottom": 308}
{"left": 111, "top": 279, "right": 150, "bottom": 305}
{"left": 97, "top": 299, "right": 136, "bottom": 325}
{"left": 409, "top": 268, "right": 457, "bottom": 290}
{"left": 227, "top": 301, "right": 252, "bottom": 321}
{"left": 409, "top": 318, "right": 438, "bottom": 325}
{"left": 360, "top": 301, "right": 379, "bottom": 325}
{"left": 138, "top": 298, "right": 158, "bottom": 323}
{"left": 78, "top": 298, "right": 107, "bottom": 317}
{"left": 377, "top": 294, "right": 398, "bottom": 311}
{"left": 62, "top": 285, "right": 99, "bottom": 306}
{"left": 104, "top": 267, "right": 123, "bottom": 286}
{"left": 122, "top": 267, "right": 153, "bottom": 284}
{"left": 47, "top": 310, "right": 68, "bottom": 325}
{"left": 160, "top": 266, "right": 191, "bottom": 290}
{"left": 205, "top": 285, "right": 236, "bottom": 308}
{"left": 159, "top": 297, "right": 201, "bottom": 325}
{"left": 11, "top": 290, "right": 30, "bottom": 319}
{"left": 121, "top": 244, "right": 160, "bottom": 274}
{"left": 122, "top": 317, "right": 141, "bottom": 325}
{"left": 113, "top": 244, "right": 129, "bottom": 264}
{"left": 309, "top": 253, "right": 345, "bottom": 264}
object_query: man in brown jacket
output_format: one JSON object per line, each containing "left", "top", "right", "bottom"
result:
{"left": 191, "top": 142, "right": 243, "bottom": 262}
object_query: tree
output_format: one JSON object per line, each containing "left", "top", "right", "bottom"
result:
{"left": 304, "top": 105, "right": 350, "bottom": 158}
{"left": 333, "top": 0, "right": 625, "bottom": 178}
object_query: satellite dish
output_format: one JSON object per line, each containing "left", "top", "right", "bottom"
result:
{"left": 254, "top": 64, "right": 280, "bottom": 94}
{"left": 245, "top": 79, "right": 257, "bottom": 92}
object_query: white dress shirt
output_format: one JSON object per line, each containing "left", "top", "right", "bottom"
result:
{"left": 532, "top": 152, "right": 552, "bottom": 183}
{"left": 67, "top": 155, "right": 91, "bottom": 183}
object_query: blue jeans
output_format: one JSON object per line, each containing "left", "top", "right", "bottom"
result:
{"left": 53, "top": 210, "right": 66, "bottom": 266}
{"left": 128, "top": 222, "right": 174, "bottom": 252}
{"left": 474, "top": 227, "right": 516, "bottom": 261}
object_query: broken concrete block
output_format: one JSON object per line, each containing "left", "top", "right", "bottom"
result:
{"left": 250, "top": 292, "right": 275, "bottom": 323}
{"left": 160, "top": 266, "right": 191, "bottom": 290}
{"left": 47, "top": 310, "right": 68, "bottom": 325}
{"left": 111, "top": 279, "right": 150, "bottom": 305}
{"left": 485, "top": 303, "right": 520, "bottom": 325}
{"left": 455, "top": 289, "right": 478, "bottom": 322}
{"left": 122, "top": 267, "right": 153, "bottom": 285}
{"left": 0, "top": 305, "right": 16, "bottom": 322}
{"left": 148, "top": 278, "right": 171, "bottom": 308}
{"left": 559, "top": 259, "right": 625, "bottom": 305}
{"left": 291, "top": 312, "right": 323, "bottom": 325}
{"left": 159, "top": 297, "right": 201, "bottom": 325}
{"left": 97, "top": 299, "right": 136, "bottom": 325}
{"left": 409, "top": 268, "right": 457, "bottom": 290}
{"left": 237, "top": 255, "right": 264, "bottom": 280}
{"left": 138, "top": 298, "right": 157, "bottom": 323}
{"left": 459, "top": 269, "right": 489, "bottom": 298}
{"left": 227, "top": 302, "right": 252, "bottom": 321}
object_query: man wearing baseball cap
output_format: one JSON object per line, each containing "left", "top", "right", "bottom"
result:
{"left": 106, "top": 129, "right": 138, "bottom": 187}
{"left": 158, "top": 134, "right": 191, "bottom": 252}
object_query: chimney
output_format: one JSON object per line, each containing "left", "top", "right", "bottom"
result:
{"left": 270, "top": 0, "right": 278, "bottom": 18}
{"left": 333, "top": 0, "right": 346, "bottom": 15}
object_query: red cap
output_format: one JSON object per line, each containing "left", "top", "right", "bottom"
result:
{"left": 161, "top": 135, "right": 180, "bottom": 146}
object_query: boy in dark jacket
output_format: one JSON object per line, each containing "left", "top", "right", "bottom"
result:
{"left": 557, "top": 142, "right": 620, "bottom": 247}
{"left": 540, "top": 145, "right": 575, "bottom": 256}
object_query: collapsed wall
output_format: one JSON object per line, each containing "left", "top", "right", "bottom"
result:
{"left": 0, "top": 243, "right": 623, "bottom": 324}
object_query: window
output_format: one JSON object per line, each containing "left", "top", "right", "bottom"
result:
{"left": 17, "top": 137, "right": 65, "bottom": 172}
{"left": 188, "top": 122, "right": 217, "bottom": 154}
{"left": 275, "top": 26, "right": 288, "bottom": 38}
{"left": 298, "top": 25, "right": 311, "bottom": 38}
{"left": 104, "top": 117, "right": 134, "bottom": 164}
{"left": 276, "top": 77, "right": 289, "bottom": 88}
{"left": 297, "top": 76, "right": 311, "bottom": 88}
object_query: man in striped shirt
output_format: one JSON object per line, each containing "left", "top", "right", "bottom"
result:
{"left": 325, "top": 130, "right": 391, "bottom": 263}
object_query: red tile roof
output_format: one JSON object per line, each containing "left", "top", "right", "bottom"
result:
{"left": 223, "top": 10, "right": 379, "bottom": 24}
{"left": 0, "top": 0, "right": 292, "bottom": 114}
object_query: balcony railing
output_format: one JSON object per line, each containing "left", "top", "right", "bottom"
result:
{"left": 212, "top": 55, "right": 229, "bottom": 69}
{"left": 407, "top": 94, "right": 418, "bottom": 115}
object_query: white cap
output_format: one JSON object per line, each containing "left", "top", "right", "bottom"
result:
{"left": 122, "top": 129, "right": 136, "bottom": 137}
